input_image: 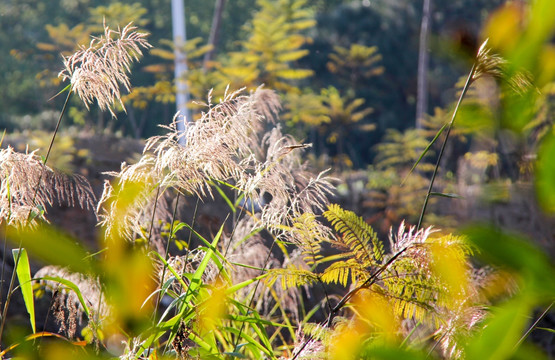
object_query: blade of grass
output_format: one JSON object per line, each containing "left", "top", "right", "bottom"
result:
{"left": 402, "top": 122, "right": 447, "bottom": 186}
{"left": 211, "top": 181, "right": 237, "bottom": 214}
{"left": 12, "top": 249, "right": 35, "bottom": 333}
{"left": 35, "top": 276, "right": 92, "bottom": 318}
{"left": 429, "top": 192, "right": 463, "bottom": 199}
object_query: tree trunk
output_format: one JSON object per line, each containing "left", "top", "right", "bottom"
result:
{"left": 416, "top": 0, "right": 431, "bottom": 129}
{"left": 203, "top": 0, "right": 226, "bottom": 71}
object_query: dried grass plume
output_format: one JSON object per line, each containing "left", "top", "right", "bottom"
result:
{"left": 59, "top": 21, "right": 151, "bottom": 117}
{"left": 0, "top": 147, "right": 96, "bottom": 227}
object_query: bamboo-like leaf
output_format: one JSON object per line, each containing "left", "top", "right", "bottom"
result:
{"left": 430, "top": 192, "right": 463, "bottom": 199}
{"left": 212, "top": 182, "right": 236, "bottom": 214}
{"left": 277, "top": 49, "right": 309, "bottom": 62}
{"left": 226, "top": 273, "right": 268, "bottom": 294}
{"left": 402, "top": 122, "right": 447, "bottom": 186}
{"left": 225, "top": 326, "right": 274, "bottom": 358}
{"left": 9, "top": 224, "right": 93, "bottom": 274}
{"left": 274, "top": 69, "right": 313, "bottom": 79}
{"left": 37, "top": 276, "right": 92, "bottom": 318}
{"left": 13, "top": 249, "right": 35, "bottom": 333}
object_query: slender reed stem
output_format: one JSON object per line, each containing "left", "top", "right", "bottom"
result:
{"left": 154, "top": 192, "right": 180, "bottom": 321}
{"left": 515, "top": 300, "right": 555, "bottom": 350}
{"left": 232, "top": 235, "right": 276, "bottom": 351}
{"left": 0, "top": 223, "right": 8, "bottom": 324}
{"left": 416, "top": 64, "right": 476, "bottom": 230}
{"left": 0, "top": 88, "right": 72, "bottom": 343}
{"left": 146, "top": 185, "right": 162, "bottom": 250}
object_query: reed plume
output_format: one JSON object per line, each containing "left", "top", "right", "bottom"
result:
{"left": 58, "top": 22, "right": 151, "bottom": 117}
{"left": 0, "top": 147, "right": 96, "bottom": 227}
{"left": 98, "top": 87, "right": 334, "bottom": 244}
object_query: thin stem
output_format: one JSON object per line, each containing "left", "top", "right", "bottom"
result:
{"left": 232, "top": 234, "right": 276, "bottom": 352}
{"left": 43, "top": 88, "right": 72, "bottom": 166}
{"left": 186, "top": 197, "right": 200, "bottom": 251}
{"left": 154, "top": 192, "right": 181, "bottom": 321}
{"left": 146, "top": 185, "right": 162, "bottom": 250}
{"left": 416, "top": 63, "right": 476, "bottom": 230}
{"left": 514, "top": 300, "right": 555, "bottom": 350}
{"left": 0, "top": 88, "right": 72, "bottom": 343}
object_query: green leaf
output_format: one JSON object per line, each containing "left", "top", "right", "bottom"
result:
{"left": 274, "top": 69, "right": 313, "bottom": 79}
{"left": 36, "top": 276, "right": 91, "bottom": 318}
{"left": 464, "top": 224, "right": 555, "bottom": 297}
{"left": 430, "top": 192, "right": 463, "bottom": 199}
{"left": 466, "top": 295, "right": 532, "bottom": 360}
{"left": 402, "top": 122, "right": 447, "bottom": 186}
{"left": 12, "top": 248, "right": 35, "bottom": 333}
{"left": 8, "top": 224, "right": 94, "bottom": 274}
{"left": 223, "top": 352, "right": 247, "bottom": 358}
{"left": 226, "top": 273, "right": 268, "bottom": 295}
{"left": 212, "top": 181, "right": 236, "bottom": 214}
{"left": 47, "top": 83, "right": 72, "bottom": 102}
{"left": 225, "top": 326, "right": 274, "bottom": 358}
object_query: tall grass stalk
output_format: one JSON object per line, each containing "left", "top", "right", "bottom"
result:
{"left": 416, "top": 63, "right": 476, "bottom": 229}
{"left": 417, "top": 39, "right": 498, "bottom": 229}
{"left": 0, "top": 88, "right": 72, "bottom": 342}
{"left": 154, "top": 193, "right": 180, "bottom": 320}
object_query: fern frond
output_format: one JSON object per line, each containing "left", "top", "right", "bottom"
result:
{"left": 265, "top": 264, "right": 319, "bottom": 290}
{"left": 289, "top": 213, "right": 330, "bottom": 266}
{"left": 324, "top": 204, "right": 383, "bottom": 267}
{"left": 320, "top": 259, "right": 369, "bottom": 287}
{"left": 381, "top": 272, "right": 439, "bottom": 321}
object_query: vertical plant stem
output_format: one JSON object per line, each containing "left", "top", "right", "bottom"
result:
{"left": 416, "top": 64, "right": 476, "bottom": 230}
{"left": 154, "top": 192, "right": 180, "bottom": 321}
{"left": 43, "top": 89, "right": 72, "bottom": 166}
{"left": 146, "top": 185, "right": 162, "bottom": 250}
{"left": 0, "top": 223, "right": 8, "bottom": 319}
{"left": 232, "top": 234, "right": 276, "bottom": 352}
{"left": 0, "top": 88, "right": 72, "bottom": 343}
{"left": 515, "top": 300, "right": 555, "bottom": 350}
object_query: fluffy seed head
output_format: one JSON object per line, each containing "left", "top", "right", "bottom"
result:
{"left": 59, "top": 22, "right": 151, "bottom": 117}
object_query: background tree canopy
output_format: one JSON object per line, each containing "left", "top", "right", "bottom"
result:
{"left": 0, "top": 0, "right": 506, "bottom": 166}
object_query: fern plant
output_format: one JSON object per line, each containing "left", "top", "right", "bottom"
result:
{"left": 264, "top": 201, "right": 481, "bottom": 359}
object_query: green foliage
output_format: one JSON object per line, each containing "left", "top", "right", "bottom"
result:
{"left": 12, "top": 249, "right": 35, "bottom": 333}
{"left": 232, "top": 0, "right": 315, "bottom": 91}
